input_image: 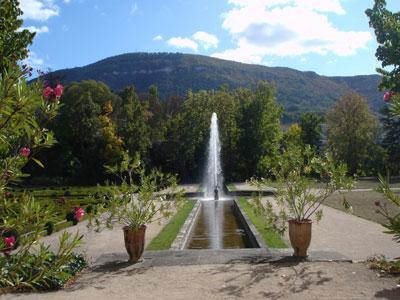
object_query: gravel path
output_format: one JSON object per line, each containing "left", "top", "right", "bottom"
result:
{"left": 3, "top": 262, "right": 399, "bottom": 300}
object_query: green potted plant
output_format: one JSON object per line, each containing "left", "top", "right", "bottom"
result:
{"left": 88, "top": 152, "right": 183, "bottom": 263}
{"left": 252, "top": 145, "right": 353, "bottom": 257}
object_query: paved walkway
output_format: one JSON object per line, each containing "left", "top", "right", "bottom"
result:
{"left": 231, "top": 182, "right": 399, "bottom": 260}
{"left": 257, "top": 194, "right": 400, "bottom": 261}
{"left": 309, "top": 204, "right": 399, "bottom": 261}
{"left": 3, "top": 260, "right": 399, "bottom": 300}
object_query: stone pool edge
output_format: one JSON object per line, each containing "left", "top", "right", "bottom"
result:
{"left": 170, "top": 199, "right": 201, "bottom": 250}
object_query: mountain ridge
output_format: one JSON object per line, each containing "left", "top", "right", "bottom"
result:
{"left": 48, "top": 52, "right": 383, "bottom": 121}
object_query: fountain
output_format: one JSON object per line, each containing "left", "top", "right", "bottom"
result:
{"left": 203, "top": 112, "right": 225, "bottom": 200}
{"left": 185, "top": 112, "right": 256, "bottom": 250}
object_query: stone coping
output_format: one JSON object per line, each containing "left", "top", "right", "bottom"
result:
{"left": 170, "top": 199, "right": 201, "bottom": 250}
{"left": 233, "top": 197, "right": 266, "bottom": 249}
{"left": 93, "top": 248, "right": 351, "bottom": 270}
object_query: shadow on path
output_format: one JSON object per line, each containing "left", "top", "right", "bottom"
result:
{"left": 204, "top": 259, "right": 332, "bottom": 299}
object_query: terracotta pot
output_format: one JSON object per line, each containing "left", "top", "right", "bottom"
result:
{"left": 288, "top": 219, "right": 312, "bottom": 257}
{"left": 123, "top": 225, "right": 146, "bottom": 263}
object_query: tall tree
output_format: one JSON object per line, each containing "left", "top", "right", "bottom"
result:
{"left": 381, "top": 107, "right": 400, "bottom": 174}
{"left": 366, "top": 0, "right": 400, "bottom": 93}
{"left": 115, "top": 86, "right": 151, "bottom": 160}
{"left": 47, "top": 81, "right": 122, "bottom": 182}
{"left": 367, "top": 0, "right": 400, "bottom": 116}
{"left": 239, "top": 81, "right": 282, "bottom": 178}
{"left": 0, "top": 0, "right": 35, "bottom": 73}
{"left": 326, "top": 92, "right": 380, "bottom": 175}
{"left": 299, "top": 112, "right": 323, "bottom": 152}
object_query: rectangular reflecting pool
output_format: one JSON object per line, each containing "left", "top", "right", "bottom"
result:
{"left": 187, "top": 200, "right": 259, "bottom": 249}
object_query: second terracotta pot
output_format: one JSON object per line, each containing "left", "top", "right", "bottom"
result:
{"left": 288, "top": 219, "right": 312, "bottom": 257}
{"left": 123, "top": 225, "right": 146, "bottom": 263}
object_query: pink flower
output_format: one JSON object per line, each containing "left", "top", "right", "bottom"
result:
{"left": 43, "top": 86, "right": 53, "bottom": 98}
{"left": 384, "top": 91, "right": 395, "bottom": 102}
{"left": 4, "top": 236, "right": 15, "bottom": 248}
{"left": 19, "top": 147, "right": 31, "bottom": 157}
{"left": 54, "top": 84, "right": 64, "bottom": 98}
{"left": 74, "top": 207, "right": 85, "bottom": 221}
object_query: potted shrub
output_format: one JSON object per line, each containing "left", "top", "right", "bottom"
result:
{"left": 253, "top": 145, "right": 353, "bottom": 257}
{"left": 88, "top": 152, "right": 183, "bottom": 263}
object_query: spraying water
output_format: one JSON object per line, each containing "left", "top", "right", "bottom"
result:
{"left": 203, "top": 112, "right": 225, "bottom": 200}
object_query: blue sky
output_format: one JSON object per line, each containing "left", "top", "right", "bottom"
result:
{"left": 21, "top": 0, "right": 400, "bottom": 76}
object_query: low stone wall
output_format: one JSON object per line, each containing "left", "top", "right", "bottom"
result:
{"left": 233, "top": 198, "right": 266, "bottom": 249}
{"left": 170, "top": 200, "right": 201, "bottom": 250}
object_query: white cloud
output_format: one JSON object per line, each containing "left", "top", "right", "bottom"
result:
{"left": 213, "top": 0, "right": 372, "bottom": 63}
{"left": 192, "top": 31, "right": 219, "bottom": 49}
{"left": 23, "top": 51, "right": 44, "bottom": 69}
{"left": 130, "top": 2, "right": 138, "bottom": 15}
{"left": 64, "top": 0, "right": 71, "bottom": 3}
{"left": 20, "top": 0, "right": 59, "bottom": 21}
{"left": 167, "top": 37, "right": 198, "bottom": 51}
{"left": 21, "top": 25, "right": 49, "bottom": 34}
{"left": 153, "top": 35, "right": 163, "bottom": 41}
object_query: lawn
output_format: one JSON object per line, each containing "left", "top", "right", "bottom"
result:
{"left": 237, "top": 197, "right": 287, "bottom": 248}
{"left": 226, "top": 183, "right": 236, "bottom": 192}
{"left": 146, "top": 200, "right": 196, "bottom": 250}
{"left": 324, "top": 190, "right": 400, "bottom": 225}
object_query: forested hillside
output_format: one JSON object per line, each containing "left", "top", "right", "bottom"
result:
{"left": 47, "top": 53, "right": 383, "bottom": 122}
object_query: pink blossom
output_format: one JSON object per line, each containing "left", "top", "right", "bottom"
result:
{"left": 74, "top": 207, "right": 85, "bottom": 221}
{"left": 43, "top": 86, "right": 53, "bottom": 98}
{"left": 4, "top": 236, "right": 15, "bottom": 248}
{"left": 19, "top": 147, "right": 31, "bottom": 157}
{"left": 384, "top": 91, "right": 395, "bottom": 102}
{"left": 54, "top": 84, "right": 64, "bottom": 98}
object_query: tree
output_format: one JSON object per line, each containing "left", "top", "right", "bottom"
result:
{"left": 239, "top": 81, "right": 282, "bottom": 178}
{"left": 366, "top": 0, "right": 400, "bottom": 116}
{"left": 381, "top": 107, "right": 400, "bottom": 174}
{"left": 163, "top": 88, "right": 240, "bottom": 182}
{"left": 366, "top": 0, "right": 400, "bottom": 93}
{"left": 115, "top": 86, "right": 151, "bottom": 160}
{"left": 299, "top": 112, "right": 323, "bottom": 152}
{"left": 49, "top": 81, "right": 122, "bottom": 182}
{"left": 98, "top": 101, "right": 124, "bottom": 165}
{"left": 326, "top": 92, "right": 380, "bottom": 175}
{"left": 0, "top": 0, "right": 35, "bottom": 73}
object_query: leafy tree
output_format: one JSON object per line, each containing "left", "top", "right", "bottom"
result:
{"left": 299, "top": 112, "right": 323, "bottom": 152}
{"left": 98, "top": 101, "right": 124, "bottom": 165}
{"left": 115, "top": 86, "right": 151, "bottom": 160}
{"left": 163, "top": 88, "right": 240, "bottom": 181}
{"left": 282, "top": 123, "right": 303, "bottom": 149}
{"left": 0, "top": 0, "right": 35, "bottom": 73}
{"left": 366, "top": 0, "right": 400, "bottom": 93}
{"left": 380, "top": 107, "right": 400, "bottom": 174}
{"left": 326, "top": 92, "right": 380, "bottom": 175}
{"left": 49, "top": 81, "right": 122, "bottom": 182}
{"left": 239, "top": 81, "right": 282, "bottom": 178}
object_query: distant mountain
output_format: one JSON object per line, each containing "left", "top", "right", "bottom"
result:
{"left": 48, "top": 52, "right": 383, "bottom": 121}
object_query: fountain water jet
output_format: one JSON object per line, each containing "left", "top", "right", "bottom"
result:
{"left": 187, "top": 112, "right": 257, "bottom": 249}
{"left": 203, "top": 112, "right": 225, "bottom": 200}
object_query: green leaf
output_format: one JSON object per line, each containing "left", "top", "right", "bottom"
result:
{"left": 32, "top": 158, "right": 45, "bottom": 168}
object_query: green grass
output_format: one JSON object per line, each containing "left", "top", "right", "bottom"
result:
{"left": 146, "top": 200, "right": 196, "bottom": 250}
{"left": 226, "top": 183, "right": 236, "bottom": 192}
{"left": 237, "top": 197, "right": 287, "bottom": 248}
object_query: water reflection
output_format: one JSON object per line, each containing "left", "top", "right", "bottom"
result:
{"left": 188, "top": 200, "right": 253, "bottom": 249}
